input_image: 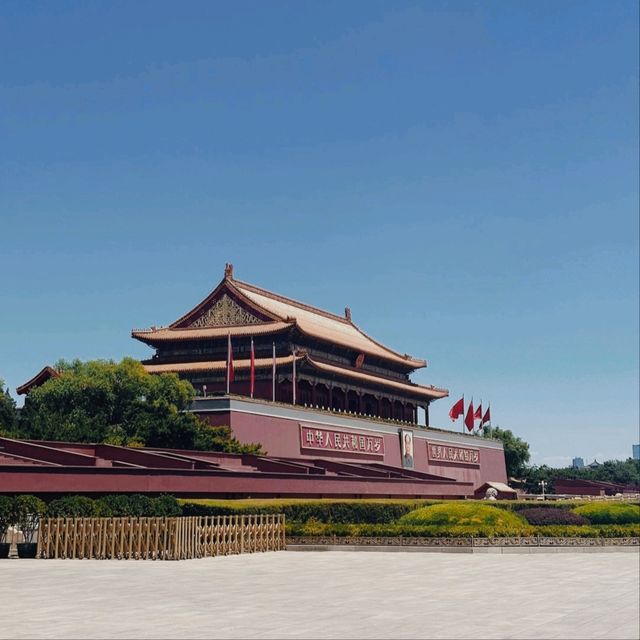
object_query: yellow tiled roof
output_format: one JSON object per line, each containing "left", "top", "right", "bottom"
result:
{"left": 231, "top": 279, "right": 426, "bottom": 369}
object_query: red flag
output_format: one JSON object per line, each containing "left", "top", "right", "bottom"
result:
{"left": 465, "top": 400, "right": 475, "bottom": 432}
{"left": 449, "top": 397, "right": 464, "bottom": 421}
{"left": 481, "top": 406, "right": 491, "bottom": 426}
{"left": 474, "top": 404, "right": 482, "bottom": 420}
{"left": 226, "top": 332, "right": 234, "bottom": 393}
{"left": 249, "top": 337, "right": 255, "bottom": 398}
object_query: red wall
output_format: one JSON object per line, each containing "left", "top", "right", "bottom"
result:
{"left": 202, "top": 409, "right": 507, "bottom": 488}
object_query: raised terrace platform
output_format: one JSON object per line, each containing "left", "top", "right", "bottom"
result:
{"left": 192, "top": 395, "right": 507, "bottom": 488}
{"left": 0, "top": 400, "right": 506, "bottom": 498}
{"left": 0, "top": 436, "right": 475, "bottom": 499}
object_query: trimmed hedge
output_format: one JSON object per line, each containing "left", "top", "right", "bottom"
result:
{"left": 46, "top": 494, "right": 182, "bottom": 518}
{"left": 533, "top": 524, "right": 640, "bottom": 538}
{"left": 400, "top": 503, "right": 527, "bottom": 528}
{"left": 47, "top": 496, "right": 100, "bottom": 518}
{"left": 503, "top": 501, "right": 576, "bottom": 512}
{"left": 287, "top": 521, "right": 534, "bottom": 538}
{"left": 3, "top": 494, "right": 639, "bottom": 542}
{"left": 519, "top": 508, "right": 589, "bottom": 526}
{"left": 573, "top": 502, "right": 640, "bottom": 525}
{"left": 287, "top": 522, "right": 640, "bottom": 538}
{"left": 181, "top": 499, "right": 433, "bottom": 523}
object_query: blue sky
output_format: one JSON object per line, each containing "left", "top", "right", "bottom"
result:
{"left": 1, "top": 0, "right": 638, "bottom": 466}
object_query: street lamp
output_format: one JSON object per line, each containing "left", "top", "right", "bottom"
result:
{"left": 539, "top": 480, "right": 547, "bottom": 500}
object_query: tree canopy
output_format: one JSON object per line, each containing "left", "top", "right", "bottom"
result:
{"left": 483, "top": 426, "right": 531, "bottom": 478}
{"left": 14, "top": 358, "right": 261, "bottom": 453}
{"left": 522, "top": 459, "right": 640, "bottom": 494}
{"left": 0, "top": 379, "right": 17, "bottom": 435}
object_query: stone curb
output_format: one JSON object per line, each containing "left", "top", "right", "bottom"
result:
{"left": 287, "top": 544, "right": 640, "bottom": 554}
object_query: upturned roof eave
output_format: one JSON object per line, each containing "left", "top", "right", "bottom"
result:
{"left": 302, "top": 355, "right": 447, "bottom": 401}
{"left": 16, "top": 365, "right": 60, "bottom": 395}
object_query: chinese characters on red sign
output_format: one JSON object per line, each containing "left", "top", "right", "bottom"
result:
{"left": 427, "top": 442, "right": 479, "bottom": 465}
{"left": 300, "top": 425, "right": 385, "bottom": 456}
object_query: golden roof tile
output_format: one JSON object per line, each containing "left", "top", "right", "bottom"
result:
{"left": 231, "top": 278, "right": 426, "bottom": 369}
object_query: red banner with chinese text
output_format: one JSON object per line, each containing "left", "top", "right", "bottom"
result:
{"left": 427, "top": 441, "right": 480, "bottom": 465}
{"left": 300, "top": 425, "right": 385, "bottom": 456}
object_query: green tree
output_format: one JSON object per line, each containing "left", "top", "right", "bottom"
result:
{"left": 483, "top": 426, "right": 531, "bottom": 478}
{"left": 18, "top": 358, "right": 261, "bottom": 453}
{"left": 0, "top": 379, "right": 18, "bottom": 436}
{"left": 521, "top": 458, "right": 640, "bottom": 494}
{"left": 521, "top": 464, "right": 555, "bottom": 494}
{"left": 585, "top": 458, "right": 640, "bottom": 486}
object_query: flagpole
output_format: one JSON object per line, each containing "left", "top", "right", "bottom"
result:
{"left": 250, "top": 336, "right": 254, "bottom": 399}
{"left": 462, "top": 394, "right": 464, "bottom": 434}
{"left": 272, "top": 342, "right": 276, "bottom": 402}
{"left": 226, "top": 331, "right": 231, "bottom": 395}
{"left": 292, "top": 346, "right": 296, "bottom": 405}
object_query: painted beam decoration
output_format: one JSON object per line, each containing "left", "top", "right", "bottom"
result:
{"left": 427, "top": 441, "right": 480, "bottom": 466}
{"left": 299, "top": 424, "right": 384, "bottom": 456}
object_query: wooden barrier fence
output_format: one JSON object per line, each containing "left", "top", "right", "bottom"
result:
{"left": 36, "top": 515, "right": 286, "bottom": 560}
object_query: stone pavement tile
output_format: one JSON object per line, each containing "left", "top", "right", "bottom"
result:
{"left": 1, "top": 551, "right": 639, "bottom": 640}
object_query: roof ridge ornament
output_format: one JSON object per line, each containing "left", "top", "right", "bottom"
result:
{"left": 224, "top": 263, "right": 234, "bottom": 279}
{"left": 344, "top": 307, "right": 352, "bottom": 322}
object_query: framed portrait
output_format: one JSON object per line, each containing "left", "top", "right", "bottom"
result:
{"left": 399, "top": 429, "right": 414, "bottom": 469}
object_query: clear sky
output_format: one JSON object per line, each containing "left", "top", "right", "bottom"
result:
{"left": 1, "top": 1, "right": 638, "bottom": 466}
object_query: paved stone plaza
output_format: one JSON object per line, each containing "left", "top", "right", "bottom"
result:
{"left": 1, "top": 551, "right": 638, "bottom": 639}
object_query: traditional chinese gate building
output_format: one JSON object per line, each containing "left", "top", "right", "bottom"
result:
{"left": 133, "top": 263, "right": 446, "bottom": 425}
{"left": 131, "top": 265, "right": 508, "bottom": 489}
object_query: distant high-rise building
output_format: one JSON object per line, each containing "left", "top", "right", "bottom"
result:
{"left": 572, "top": 457, "right": 584, "bottom": 469}
{"left": 633, "top": 444, "right": 640, "bottom": 461}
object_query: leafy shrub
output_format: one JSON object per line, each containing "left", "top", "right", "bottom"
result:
{"left": 520, "top": 508, "right": 589, "bottom": 525}
{"left": 47, "top": 494, "right": 182, "bottom": 518}
{"left": 400, "top": 502, "right": 527, "bottom": 528}
{"left": 10, "top": 495, "right": 47, "bottom": 542}
{"left": 151, "top": 495, "right": 182, "bottom": 517}
{"left": 94, "top": 495, "right": 133, "bottom": 517}
{"left": 13, "top": 495, "right": 47, "bottom": 542}
{"left": 573, "top": 502, "right": 640, "bottom": 525}
{"left": 47, "top": 496, "right": 99, "bottom": 518}
{"left": 0, "top": 495, "right": 15, "bottom": 542}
